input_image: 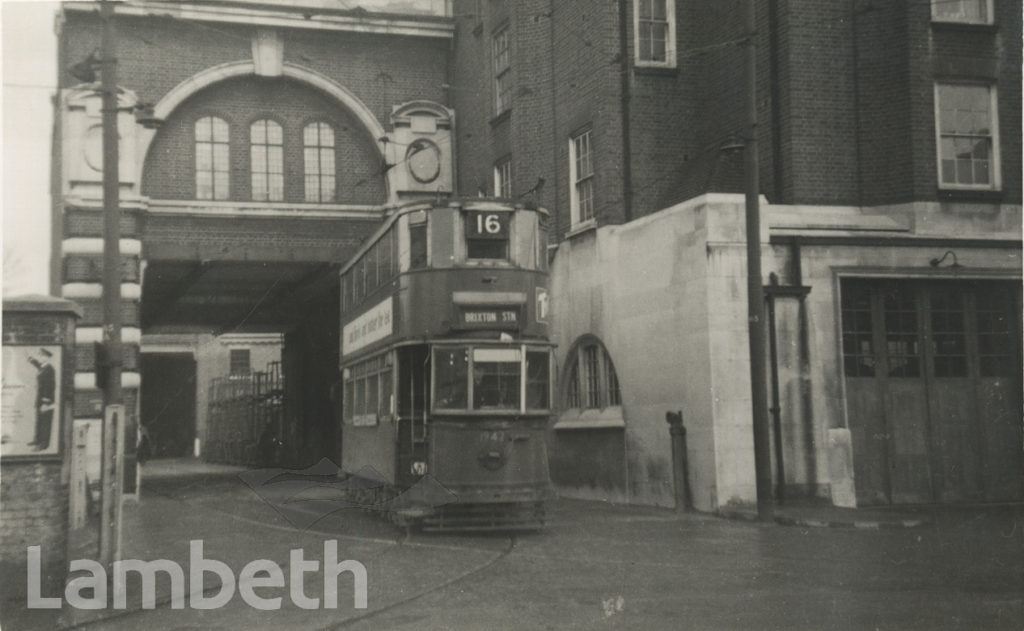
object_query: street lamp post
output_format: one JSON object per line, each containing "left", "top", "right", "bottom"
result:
{"left": 98, "top": 0, "right": 124, "bottom": 567}
{"left": 743, "top": 0, "right": 774, "bottom": 522}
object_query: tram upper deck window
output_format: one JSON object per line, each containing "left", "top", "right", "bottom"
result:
{"left": 473, "top": 348, "right": 520, "bottom": 409}
{"left": 409, "top": 210, "right": 428, "bottom": 270}
{"left": 465, "top": 211, "right": 509, "bottom": 261}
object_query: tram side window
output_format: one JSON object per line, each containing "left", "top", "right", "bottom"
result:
{"left": 473, "top": 348, "right": 520, "bottom": 409}
{"left": 379, "top": 228, "right": 394, "bottom": 282}
{"left": 435, "top": 348, "right": 468, "bottom": 408}
{"left": 409, "top": 213, "right": 428, "bottom": 270}
{"left": 344, "top": 355, "right": 391, "bottom": 425}
{"left": 366, "top": 243, "right": 378, "bottom": 291}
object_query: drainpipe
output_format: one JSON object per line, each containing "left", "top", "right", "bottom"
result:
{"left": 547, "top": 0, "right": 561, "bottom": 234}
{"left": 665, "top": 410, "right": 691, "bottom": 511}
{"left": 618, "top": 0, "right": 633, "bottom": 222}
{"left": 791, "top": 238, "right": 817, "bottom": 487}
{"left": 767, "top": 0, "right": 784, "bottom": 202}
{"left": 767, "top": 273, "right": 785, "bottom": 503}
{"left": 762, "top": 243, "right": 813, "bottom": 503}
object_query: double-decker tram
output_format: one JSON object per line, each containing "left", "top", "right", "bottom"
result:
{"left": 338, "top": 199, "right": 553, "bottom": 531}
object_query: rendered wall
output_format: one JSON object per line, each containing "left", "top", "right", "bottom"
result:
{"left": 550, "top": 194, "right": 769, "bottom": 511}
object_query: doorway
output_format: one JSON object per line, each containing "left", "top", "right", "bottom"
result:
{"left": 842, "top": 278, "right": 1023, "bottom": 505}
{"left": 140, "top": 353, "right": 198, "bottom": 458}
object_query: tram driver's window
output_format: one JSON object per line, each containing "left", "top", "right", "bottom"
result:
{"left": 473, "top": 348, "right": 521, "bottom": 409}
{"left": 435, "top": 347, "right": 468, "bottom": 409}
{"left": 409, "top": 211, "right": 428, "bottom": 270}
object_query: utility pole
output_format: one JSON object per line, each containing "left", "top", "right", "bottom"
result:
{"left": 743, "top": 0, "right": 774, "bottom": 522}
{"left": 98, "top": 0, "right": 124, "bottom": 567}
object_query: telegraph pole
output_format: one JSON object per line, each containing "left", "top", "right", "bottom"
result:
{"left": 98, "top": 0, "right": 124, "bottom": 567}
{"left": 743, "top": 0, "right": 774, "bottom": 522}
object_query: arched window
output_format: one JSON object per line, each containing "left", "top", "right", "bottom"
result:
{"left": 303, "top": 122, "right": 336, "bottom": 202}
{"left": 250, "top": 119, "right": 284, "bottom": 201}
{"left": 195, "top": 116, "right": 229, "bottom": 200}
{"left": 564, "top": 337, "right": 621, "bottom": 410}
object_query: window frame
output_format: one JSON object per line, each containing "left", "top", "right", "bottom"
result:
{"left": 228, "top": 349, "right": 251, "bottom": 376}
{"left": 492, "top": 24, "right": 511, "bottom": 116}
{"left": 342, "top": 352, "right": 392, "bottom": 426}
{"left": 493, "top": 156, "right": 512, "bottom": 199}
{"left": 431, "top": 344, "right": 551, "bottom": 415}
{"left": 934, "top": 82, "right": 1001, "bottom": 191}
{"left": 194, "top": 116, "right": 230, "bottom": 201}
{"left": 568, "top": 128, "right": 595, "bottom": 229}
{"left": 634, "top": 0, "right": 676, "bottom": 68}
{"left": 249, "top": 118, "right": 284, "bottom": 202}
{"left": 463, "top": 209, "right": 511, "bottom": 262}
{"left": 930, "top": 0, "right": 993, "bottom": 25}
{"left": 303, "top": 121, "right": 336, "bottom": 203}
{"left": 563, "top": 338, "right": 621, "bottom": 411}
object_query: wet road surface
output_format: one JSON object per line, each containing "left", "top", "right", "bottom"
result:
{"left": 4, "top": 460, "right": 1021, "bottom": 630}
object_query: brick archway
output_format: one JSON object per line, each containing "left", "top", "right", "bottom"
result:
{"left": 135, "top": 61, "right": 393, "bottom": 200}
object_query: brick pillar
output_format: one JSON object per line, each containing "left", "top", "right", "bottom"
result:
{"left": 58, "top": 86, "right": 147, "bottom": 498}
{"left": 1, "top": 296, "right": 81, "bottom": 602}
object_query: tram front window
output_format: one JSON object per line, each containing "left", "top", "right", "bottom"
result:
{"left": 435, "top": 348, "right": 469, "bottom": 408}
{"left": 473, "top": 348, "right": 521, "bottom": 409}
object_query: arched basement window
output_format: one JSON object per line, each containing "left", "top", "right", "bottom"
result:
{"left": 250, "top": 119, "right": 284, "bottom": 201}
{"left": 565, "top": 337, "right": 621, "bottom": 410}
{"left": 303, "top": 122, "right": 336, "bottom": 202}
{"left": 195, "top": 116, "right": 229, "bottom": 200}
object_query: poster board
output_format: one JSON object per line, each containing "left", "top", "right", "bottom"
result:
{"left": 1, "top": 345, "right": 62, "bottom": 458}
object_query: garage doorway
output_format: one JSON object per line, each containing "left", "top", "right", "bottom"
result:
{"left": 842, "top": 278, "right": 1023, "bottom": 505}
{"left": 140, "top": 353, "right": 198, "bottom": 458}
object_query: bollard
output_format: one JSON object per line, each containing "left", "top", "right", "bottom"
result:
{"left": 665, "top": 411, "right": 692, "bottom": 512}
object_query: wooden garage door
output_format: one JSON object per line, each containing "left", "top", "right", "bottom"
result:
{"left": 842, "top": 279, "right": 1023, "bottom": 505}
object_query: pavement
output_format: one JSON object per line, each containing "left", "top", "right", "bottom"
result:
{"left": 718, "top": 498, "right": 930, "bottom": 529}
{"left": 1, "top": 457, "right": 1021, "bottom": 631}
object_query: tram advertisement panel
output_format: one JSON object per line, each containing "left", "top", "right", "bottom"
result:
{"left": 343, "top": 297, "right": 393, "bottom": 358}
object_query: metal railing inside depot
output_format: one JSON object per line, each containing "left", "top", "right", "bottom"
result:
{"left": 204, "top": 361, "right": 285, "bottom": 467}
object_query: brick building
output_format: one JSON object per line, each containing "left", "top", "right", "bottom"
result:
{"left": 51, "top": 0, "right": 1021, "bottom": 513}
{"left": 450, "top": 0, "right": 1022, "bottom": 510}
{"left": 54, "top": 0, "right": 457, "bottom": 470}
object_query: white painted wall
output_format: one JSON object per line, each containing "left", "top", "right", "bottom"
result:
{"left": 2, "top": 2, "right": 59, "bottom": 296}
{"left": 548, "top": 195, "right": 1021, "bottom": 512}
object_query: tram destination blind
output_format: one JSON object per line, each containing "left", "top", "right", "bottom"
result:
{"left": 456, "top": 306, "right": 520, "bottom": 329}
{"left": 464, "top": 211, "right": 509, "bottom": 239}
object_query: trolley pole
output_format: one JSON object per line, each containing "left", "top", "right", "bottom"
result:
{"left": 98, "top": 0, "right": 124, "bottom": 567}
{"left": 743, "top": 0, "right": 774, "bottom": 522}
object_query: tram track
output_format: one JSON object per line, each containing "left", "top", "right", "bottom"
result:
{"left": 65, "top": 476, "right": 516, "bottom": 630}
{"left": 151, "top": 479, "right": 521, "bottom": 629}
{"left": 319, "top": 535, "right": 516, "bottom": 630}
